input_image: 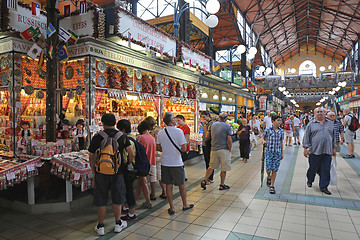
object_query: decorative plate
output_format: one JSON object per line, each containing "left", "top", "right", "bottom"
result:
{"left": 1, "top": 72, "right": 8, "bottom": 85}
{"left": 76, "top": 85, "right": 83, "bottom": 95}
{"left": 91, "top": 58, "right": 96, "bottom": 64}
{"left": 91, "top": 71, "right": 96, "bottom": 79}
{"left": 155, "top": 74, "right": 161, "bottom": 83}
{"left": 97, "top": 60, "right": 107, "bottom": 73}
{"left": 128, "top": 80, "right": 133, "bottom": 90}
{"left": 165, "top": 76, "right": 169, "bottom": 85}
{"left": 114, "top": 66, "right": 121, "bottom": 74}
{"left": 76, "top": 68, "right": 82, "bottom": 75}
{"left": 36, "top": 90, "right": 44, "bottom": 99}
{"left": 136, "top": 82, "right": 142, "bottom": 91}
{"left": 136, "top": 69, "right": 142, "bottom": 79}
{"left": 7, "top": 55, "right": 12, "bottom": 61}
{"left": 180, "top": 88, "right": 183, "bottom": 96}
{"left": 98, "top": 75, "right": 107, "bottom": 87}
{"left": 0, "top": 57, "right": 8, "bottom": 69}
{"left": 14, "top": 69, "right": 22, "bottom": 77}
{"left": 164, "top": 87, "right": 169, "bottom": 95}
{"left": 184, "top": 90, "right": 187, "bottom": 98}
{"left": 24, "top": 85, "right": 34, "bottom": 95}
{"left": 24, "top": 67, "right": 32, "bottom": 76}
{"left": 37, "top": 69, "right": 46, "bottom": 79}
{"left": 60, "top": 88, "right": 67, "bottom": 96}
{"left": 183, "top": 82, "right": 187, "bottom": 88}
{"left": 65, "top": 66, "right": 74, "bottom": 80}
{"left": 67, "top": 90, "right": 74, "bottom": 99}
{"left": 127, "top": 67, "right": 134, "bottom": 77}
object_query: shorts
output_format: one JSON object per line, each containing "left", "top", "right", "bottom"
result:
{"left": 94, "top": 172, "right": 126, "bottom": 206}
{"left": 294, "top": 127, "right": 300, "bottom": 137}
{"left": 148, "top": 165, "right": 157, "bottom": 183}
{"left": 285, "top": 131, "right": 293, "bottom": 137}
{"left": 265, "top": 150, "right": 281, "bottom": 172}
{"left": 161, "top": 165, "right": 185, "bottom": 186}
{"left": 345, "top": 130, "right": 355, "bottom": 143}
{"left": 335, "top": 143, "right": 341, "bottom": 152}
{"left": 156, "top": 156, "right": 161, "bottom": 181}
{"left": 210, "top": 149, "right": 231, "bottom": 171}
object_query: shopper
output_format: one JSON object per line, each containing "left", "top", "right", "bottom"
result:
{"left": 284, "top": 115, "right": 294, "bottom": 146}
{"left": 176, "top": 115, "right": 190, "bottom": 180}
{"left": 262, "top": 110, "right": 273, "bottom": 130}
{"left": 263, "top": 114, "right": 284, "bottom": 194}
{"left": 200, "top": 110, "right": 214, "bottom": 183}
{"left": 135, "top": 121, "right": 155, "bottom": 209}
{"left": 327, "top": 111, "right": 344, "bottom": 163}
{"left": 342, "top": 108, "right": 355, "bottom": 158}
{"left": 89, "top": 113, "right": 135, "bottom": 235}
{"left": 201, "top": 112, "right": 232, "bottom": 190}
{"left": 156, "top": 112, "right": 194, "bottom": 215}
{"left": 249, "top": 114, "right": 261, "bottom": 149}
{"left": 237, "top": 118, "right": 251, "bottom": 163}
{"left": 145, "top": 116, "right": 167, "bottom": 199}
{"left": 303, "top": 107, "right": 336, "bottom": 195}
{"left": 293, "top": 115, "right": 301, "bottom": 145}
{"left": 117, "top": 119, "right": 138, "bottom": 221}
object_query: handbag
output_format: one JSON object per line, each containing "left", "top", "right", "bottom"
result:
{"left": 164, "top": 128, "right": 188, "bottom": 162}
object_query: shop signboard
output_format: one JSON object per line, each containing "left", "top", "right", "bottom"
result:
{"left": 181, "top": 45, "right": 211, "bottom": 72}
{"left": 60, "top": 10, "right": 95, "bottom": 37}
{"left": 8, "top": 4, "right": 47, "bottom": 35}
{"left": 0, "top": 38, "right": 33, "bottom": 55}
{"left": 117, "top": 8, "right": 176, "bottom": 58}
{"left": 259, "top": 95, "right": 267, "bottom": 110}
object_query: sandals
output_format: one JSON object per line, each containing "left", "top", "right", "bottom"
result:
{"left": 168, "top": 208, "right": 175, "bottom": 215}
{"left": 266, "top": 178, "right": 271, "bottom": 186}
{"left": 269, "top": 186, "right": 275, "bottom": 194}
{"left": 159, "top": 193, "right": 167, "bottom": 199}
{"left": 201, "top": 180, "right": 207, "bottom": 190}
{"left": 150, "top": 195, "right": 156, "bottom": 201}
{"left": 219, "top": 184, "right": 230, "bottom": 190}
{"left": 182, "top": 204, "right": 194, "bottom": 211}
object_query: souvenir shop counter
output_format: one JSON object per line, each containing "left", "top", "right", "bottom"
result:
{"left": 0, "top": 154, "right": 42, "bottom": 204}
{"left": 50, "top": 151, "right": 93, "bottom": 202}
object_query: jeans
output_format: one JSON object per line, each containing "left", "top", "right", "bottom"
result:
{"left": 307, "top": 154, "right": 331, "bottom": 190}
{"left": 123, "top": 167, "right": 136, "bottom": 209}
{"left": 203, "top": 144, "right": 214, "bottom": 180}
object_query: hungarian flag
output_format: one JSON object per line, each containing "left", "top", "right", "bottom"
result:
{"left": 128, "top": 32, "right": 131, "bottom": 47}
{"left": 64, "top": 5, "right": 70, "bottom": 17}
{"left": 160, "top": 46, "right": 163, "bottom": 57}
{"left": 80, "top": 0, "right": 86, "bottom": 14}
{"left": 20, "top": 26, "right": 37, "bottom": 41}
{"left": 68, "top": 29, "right": 79, "bottom": 43}
{"left": 58, "top": 45, "right": 69, "bottom": 61}
{"left": 48, "top": 41, "right": 54, "bottom": 59}
{"left": 37, "top": 51, "right": 45, "bottom": 67}
{"left": 32, "top": 2, "right": 40, "bottom": 16}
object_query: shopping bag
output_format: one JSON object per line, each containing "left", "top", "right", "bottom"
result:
{"left": 329, "top": 160, "right": 337, "bottom": 186}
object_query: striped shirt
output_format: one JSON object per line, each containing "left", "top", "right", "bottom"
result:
{"left": 333, "top": 119, "right": 344, "bottom": 143}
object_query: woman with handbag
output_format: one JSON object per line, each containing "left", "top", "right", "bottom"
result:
{"left": 249, "top": 114, "right": 261, "bottom": 150}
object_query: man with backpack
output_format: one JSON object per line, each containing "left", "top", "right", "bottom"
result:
{"left": 342, "top": 108, "right": 359, "bottom": 158}
{"left": 89, "top": 114, "right": 135, "bottom": 236}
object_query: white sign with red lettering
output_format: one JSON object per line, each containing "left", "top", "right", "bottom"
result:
{"left": 8, "top": 5, "right": 47, "bottom": 34}
{"left": 181, "top": 45, "right": 210, "bottom": 72}
{"left": 0, "top": 38, "right": 33, "bottom": 54}
{"left": 59, "top": 10, "right": 94, "bottom": 37}
{"left": 117, "top": 9, "right": 176, "bottom": 57}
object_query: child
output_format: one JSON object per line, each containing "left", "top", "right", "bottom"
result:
{"left": 262, "top": 114, "right": 284, "bottom": 194}
{"left": 73, "top": 119, "right": 87, "bottom": 150}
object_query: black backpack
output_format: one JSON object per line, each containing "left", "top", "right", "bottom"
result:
{"left": 348, "top": 114, "right": 360, "bottom": 132}
{"left": 128, "top": 137, "right": 150, "bottom": 177}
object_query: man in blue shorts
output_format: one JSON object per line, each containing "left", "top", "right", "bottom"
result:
{"left": 262, "top": 114, "right": 284, "bottom": 194}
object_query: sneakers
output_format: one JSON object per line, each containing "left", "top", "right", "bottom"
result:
{"left": 114, "top": 220, "right": 128, "bottom": 233}
{"left": 121, "top": 214, "right": 138, "bottom": 221}
{"left": 343, "top": 154, "right": 355, "bottom": 158}
{"left": 141, "top": 201, "right": 152, "bottom": 209}
{"left": 94, "top": 224, "right": 105, "bottom": 236}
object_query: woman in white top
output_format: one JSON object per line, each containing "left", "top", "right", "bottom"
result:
{"left": 249, "top": 114, "right": 261, "bottom": 149}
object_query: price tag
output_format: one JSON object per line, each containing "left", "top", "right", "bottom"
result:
{"left": 74, "top": 173, "right": 81, "bottom": 180}
{"left": 26, "top": 164, "right": 35, "bottom": 172}
{"left": 58, "top": 165, "right": 63, "bottom": 172}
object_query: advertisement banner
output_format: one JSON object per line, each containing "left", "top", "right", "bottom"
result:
{"left": 181, "top": 45, "right": 211, "bottom": 72}
{"left": 59, "top": 10, "right": 95, "bottom": 37}
{"left": 8, "top": 5, "right": 47, "bottom": 35}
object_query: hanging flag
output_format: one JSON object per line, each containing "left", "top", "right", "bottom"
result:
{"left": 64, "top": 5, "right": 70, "bottom": 17}
{"left": 58, "top": 45, "right": 69, "bottom": 61}
{"left": 36, "top": 33, "right": 46, "bottom": 49}
{"left": 68, "top": 29, "right": 79, "bottom": 43}
{"left": 146, "top": 43, "right": 150, "bottom": 52}
{"left": 80, "top": 0, "right": 86, "bottom": 14}
{"left": 203, "top": 64, "right": 206, "bottom": 72}
{"left": 7, "top": 0, "right": 17, "bottom": 10}
{"left": 196, "top": 64, "right": 199, "bottom": 72}
{"left": 37, "top": 51, "right": 45, "bottom": 68}
{"left": 20, "top": 26, "right": 37, "bottom": 41}
{"left": 47, "top": 23, "right": 56, "bottom": 37}
{"left": 32, "top": 2, "right": 40, "bottom": 16}
{"left": 189, "top": 59, "right": 192, "bottom": 68}
{"left": 48, "top": 41, "right": 54, "bottom": 59}
{"left": 59, "top": 27, "right": 71, "bottom": 42}
{"left": 32, "top": 28, "right": 41, "bottom": 40}
{"left": 160, "top": 46, "right": 163, "bottom": 57}
{"left": 128, "top": 32, "right": 131, "bottom": 47}
{"left": 27, "top": 44, "right": 42, "bottom": 59}
{"left": 182, "top": 57, "right": 186, "bottom": 67}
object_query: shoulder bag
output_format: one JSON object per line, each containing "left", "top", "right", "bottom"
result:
{"left": 164, "top": 128, "right": 188, "bottom": 162}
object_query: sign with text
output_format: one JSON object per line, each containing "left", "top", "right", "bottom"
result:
{"left": 59, "top": 10, "right": 95, "bottom": 37}
{"left": 8, "top": 5, "right": 47, "bottom": 35}
{"left": 181, "top": 45, "right": 211, "bottom": 72}
{"left": 0, "top": 38, "right": 34, "bottom": 54}
{"left": 117, "top": 8, "right": 176, "bottom": 57}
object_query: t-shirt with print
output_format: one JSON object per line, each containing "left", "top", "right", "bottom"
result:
{"left": 210, "top": 121, "right": 232, "bottom": 151}
{"left": 137, "top": 134, "right": 156, "bottom": 165}
{"left": 177, "top": 124, "right": 191, "bottom": 152}
{"left": 157, "top": 126, "right": 187, "bottom": 167}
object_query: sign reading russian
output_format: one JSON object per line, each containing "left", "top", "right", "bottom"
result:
{"left": 181, "top": 45, "right": 211, "bottom": 72}
{"left": 117, "top": 8, "right": 176, "bottom": 58}
{"left": 59, "top": 10, "right": 95, "bottom": 37}
{"left": 8, "top": 4, "right": 47, "bottom": 35}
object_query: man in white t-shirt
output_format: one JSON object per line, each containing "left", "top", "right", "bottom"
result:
{"left": 293, "top": 115, "right": 301, "bottom": 145}
{"left": 156, "top": 112, "right": 194, "bottom": 215}
{"left": 263, "top": 110, "right": 273, "bottom": 130}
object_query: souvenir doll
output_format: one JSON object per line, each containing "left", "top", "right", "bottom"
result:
{"left": 72, "top": 119, "right": 87, "bottom": 150}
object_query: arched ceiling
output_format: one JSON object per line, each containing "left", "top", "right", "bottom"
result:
{"left": 233, "top": 0, "right": 360, "bottom": 66}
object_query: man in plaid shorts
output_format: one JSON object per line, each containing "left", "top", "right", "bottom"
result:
{"left": 262, "top": 114, "right": 284, "bottom": 194}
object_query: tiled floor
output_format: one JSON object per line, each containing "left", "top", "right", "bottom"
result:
{"left": 1, "top": 130, "right": 360, "bottom": 240}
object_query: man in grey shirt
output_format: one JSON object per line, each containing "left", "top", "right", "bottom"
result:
{"left": 303, "top": 107, "right": 336, "bottom": 195}
{"left": 201, "top": 112, "right": 232, "bottom": 190}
